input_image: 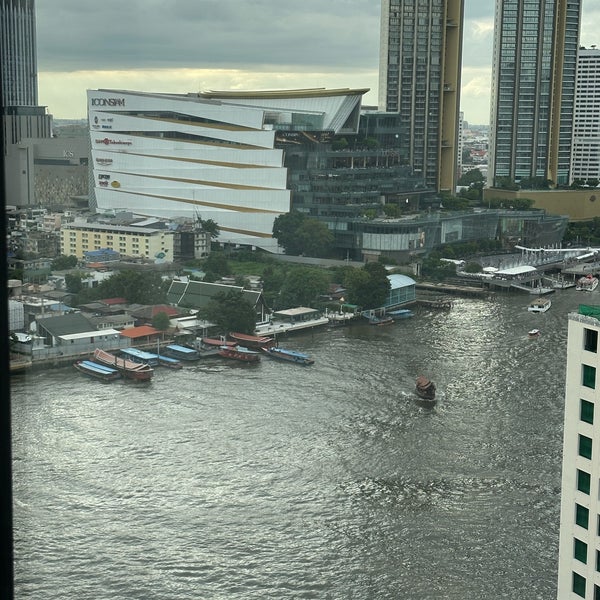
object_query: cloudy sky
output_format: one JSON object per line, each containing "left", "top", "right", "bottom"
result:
{"left": 36, "top": 0, "right": 599, "bottom": 125}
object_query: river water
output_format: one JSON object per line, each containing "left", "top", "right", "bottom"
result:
{"left": 10, "top": 288, "right": 581, "bottom": 599}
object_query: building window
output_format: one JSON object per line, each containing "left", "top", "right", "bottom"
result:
{"left": 597, "top": 550, "right": 600, "bottom": 573}
{"left": 583, "top": 364, "right": 596, "bottom": 389}
{"left": 581, "top": 399, "right": 594, "bottom": 424}
{"left": 595, "top": 583, "right": 600, "bottom": 599}
{"left": 585, "top": 328, "right": 598, "bottom": 352}
{"left": 579, "top": 434, "right": 593, "bottom": 460}
{"left": 578, "top": 469, "right": 591, "bottom": 494}
{"left": 573, "top": 572, "right": 586, "bottom": 597}
{"left": 575, "top": 538, "right": 588, "bottom": 563}
{"left": 576, "top": 504, "right": 589, "bottom": 529}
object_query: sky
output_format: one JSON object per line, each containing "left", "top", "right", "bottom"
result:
{"left": 35, "top": 0, "right": 600, "bottom": 125}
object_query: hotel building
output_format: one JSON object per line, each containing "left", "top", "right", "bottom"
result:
{"left": 557, "top": 306, "right": 600, "bottom": 598}
{"left": 488, "top": 0, "right": 582, "bottom": 188}
{"left": 570, "top": 47, "right": 600, "bottom": 185}
{"left": 378, "top": 0, "right": 464, "bottom": 193}
{"left": 87, "top": 88, "right": 367, "bottom": 253}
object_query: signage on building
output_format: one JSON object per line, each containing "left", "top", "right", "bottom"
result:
{"left": 95, "top": 157, "right": 113, "bottom": 165}
{"left": 95, "top": 138, "right": 132, "bottom": 146}
{"left": 91, "top": 98, "right": 126, "bottom": 107}
{"left": 111, "top": 181, "right": 121, "bottom": 188}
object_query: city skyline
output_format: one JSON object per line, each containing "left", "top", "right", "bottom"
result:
{"left": 34, "top": 0, "right": 599, "bottom": 125}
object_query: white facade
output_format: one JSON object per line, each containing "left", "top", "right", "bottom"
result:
{"left": 87, "top": 88, "right": 366, "bottom": 252}
{"left": 557, "top": 308, "right": 600, "bottom": 598}
{"left": 571, "top": 48, "right": 600, "bottom": 185}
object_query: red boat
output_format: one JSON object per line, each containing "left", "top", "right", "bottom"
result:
{"left": 415, "top": 375, "right": 436, "bottom": 402}
{"left": 218, "top": 345, "right": 261, "bottom": 363}
{"left": 228, "top": 332, "right": 275, "bottom": 349}
{"left": 93, "top": 348, "right": 154, "bottom": 381}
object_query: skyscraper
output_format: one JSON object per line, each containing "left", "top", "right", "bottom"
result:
{"left": 557, "top": 305, "right": 600, "bottom": 599}
{"left": 570, "top": 47, "right": 600, "bottom": 185}
{"left": 488, "top": 0, "right": 582, "bottom": 188}
{"left": 1, "top": 0, "right": 52, "bottom": 204}
{"left": 1, "top": 0, "right": 37, "bottom": 107}
{"left": 378, "top": 0, "right": 464, "bottom": 193}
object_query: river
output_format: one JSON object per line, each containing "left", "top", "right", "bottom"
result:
{"left": 10, "top": 288, "right": 580, "bottom": 599}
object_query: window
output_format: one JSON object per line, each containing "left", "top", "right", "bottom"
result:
{"left": 575, "top": 538, "right": 588, "bottom": 563}
{"left": 579, "top": 435, "right": 593, "bottom": 459}
{"left": 578, "top": 469, "right": 591, "bottom": 494}
{"left": 583, "top": 364, "right": 596, "bottom": 389}
{"left": 585, "top": 328, "right": 598, "bottom": 352}
{"left": 573, "top": 572, "right": 586, "bottom": 597}
{"left": 576, "top": 504, "right": 589, "bottom": 529}
{"left": 581, "top": 399, "right": 594, "bottom": 424}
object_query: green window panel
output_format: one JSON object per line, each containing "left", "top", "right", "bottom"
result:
{"left": 575, "top": 538, "right": 588, "bottom": 564}
{"left": 579, "top": 435, "right": 593, "bottom": 460}
{"left": 578, "top": 470, "right": 591, "bottom": 495}
{"left": 583, "top": 364, "right": 596, "bottom": 389}
{"left": 585, "top": 328, "right": 598, "bottom": 352}
{"left": 576, "top": 504, "right": 589, "bottom": 529}
{"left": 573, "top": 571, "right": 586, "bottom": 597}
{"left": 581, "top": 399, "right": 594, "bottom": 424}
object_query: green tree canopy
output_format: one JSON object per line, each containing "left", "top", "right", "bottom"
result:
{"left": 344, "top": 262, "right": 390, "bottom": 309}
{"left": 278, "top": 266, "right": 330, "bottom": 309}
{"left": 457, "top": 168, "right": 484, "bottom": 187}
{"left": 199, "top": 290, "right": 257, "bottom": 335}
{"left": 272, "top": 211, "right": 308, "bottom": 255}
{"left": 96, "top": 270, "right": 168, "bottom": 304}
{"left": 65, "top": 273, "right": 83, "bottom": 294}
{"left": 202, "top": 252, "right": 231, "bottom": 281}
{"left": 295, "top": 219, "right": 334, "bottom": 257}
{"left": 52, "top": 255, "right": 78, "bottom": 270}
{"left": 152, "top": 311, "right": 171, "bottom": 330}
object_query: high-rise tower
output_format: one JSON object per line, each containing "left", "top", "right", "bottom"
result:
{"left": 378, "top": 0, "right": 464, "bottom": 193}
{"left": 1, "top": 0, "right": 38, "bottom": 107}
{"left": 488, "top": 0, "right": 582, "bottom": 188}
{"left": 570, "top": 47, "right": 600, "bottom": 186}
{"left": 1, "top": 0, "right": 52, "bottom": 204}
{"left": 557, "top": 305, "right": 600, "bottom": 598}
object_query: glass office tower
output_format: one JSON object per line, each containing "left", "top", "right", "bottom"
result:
{"left": 488, "top": 0, "right": 582, "bottom": 188}
{"left": 378, "top": 0, "right": 464, "bottom": 193}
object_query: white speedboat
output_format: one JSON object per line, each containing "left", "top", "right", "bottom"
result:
{"left": 576, "top": 274, "right": 599, "bottom": 292}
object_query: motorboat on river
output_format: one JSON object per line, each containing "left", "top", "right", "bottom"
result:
{"left": 415, "top": 376, "right": 436, "bottom": 403}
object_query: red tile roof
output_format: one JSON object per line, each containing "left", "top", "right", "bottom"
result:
{"left": 120, "top": 325, "right": 160, "bottom": 339}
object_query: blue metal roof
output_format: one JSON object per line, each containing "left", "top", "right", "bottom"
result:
{"left": 387, "top": 274, "right": 416, "bottom": 289}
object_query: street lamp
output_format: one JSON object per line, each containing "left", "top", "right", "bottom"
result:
{"left": 339, "top": 296, "right": 345, "bottom": 315}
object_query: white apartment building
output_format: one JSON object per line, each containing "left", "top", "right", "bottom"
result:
{"left": 571, "top": 47, "right": 600, "bottom": 185}
{"left": 87, "top": 88, "right": 366, "bottom": 252}
{"left": 558, "top": 305, "right": 600, "bottom": 598}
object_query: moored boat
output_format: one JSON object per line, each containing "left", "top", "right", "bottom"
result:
{"left": 261, "top": 346, "right": 314, "bottom": 365}
{"left": 576, "top": 274, "right": 599, "bottom": 292}
{"left": 157, "top": 354, "right": 183, "bottom": 369}
{"left": 528, "top": 297, "right": 551, "bottom": 313}
{"left": 228, "top": 332, "right": 275, "bottom": 349}
{"left": 93, "top": 348, "right": 154, "bottom": 381}
{"left": 218, "top": 345, "right": 261, "bottom": 363}
{"left": 415, "top": 375, "right": 436, "bottom": 402}
{"left": 367, "top": 315, "right": 394, "bottom": 326}
{"left": 528, "top": 329, "right": 541, "bottom": 338}
{"left": 74, "top": 359, "right": 121, "bottom": 382}
{"left": 387, "top": 309, "right": 414, "bottom": 319}
{"left": 162, "top": 344, "right": 200, "bottom": 361}
{"left": 120, "top": 347, "right": 160, "bottom": 367}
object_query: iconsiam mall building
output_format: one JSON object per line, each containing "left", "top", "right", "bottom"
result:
{"left": 87, "top": 88, "right": 367, "bottom": 252}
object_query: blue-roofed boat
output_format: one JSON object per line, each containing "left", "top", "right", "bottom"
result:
{"left": 157, "top": 354, "right": 183, "bottom": 369}
{"left": 74, "top": 359, "right": 121, "bottom": 382}
{"left": 387, "top": 308, "right": 414, "bottom": 319}
{"left": 163, "top": 344, "right": 201, "bottom": 361}
{"left": 120, "top": 347, "right": 160, "bottom": 367}
{"left": 261, "top": 346, "right": 314, "bottom": 366}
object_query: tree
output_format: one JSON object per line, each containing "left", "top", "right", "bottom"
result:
{"left": 295, "top": 219, "right": 334, "bottom": 257}
{"left": 344, "top": 262, "right": 390, "bottom": 309}
{"left": 457, "top": 168, "right": 484, "bottom": 187}
{"left": 202, "top": 252, "right": 231, "bottom": 281}
{"left": 65, "top": 273, "right": 83, "bottom": 294}
{"left": 52, "top": 255, "right": 78, "bottom": 270}
{"left": 96, "top": 270, "right": 168, "bottom": 304}
{"left": 199, "top": 290, "right": 257, "bottom": 334}
{"left": 199, "top": 218, "right": 220, "bottom": 239}
{"left": 278, "top": 266, "right": 330, "bottom": 308}
{"left": 152, "top": 311, "right": 171, "bottom": 330}
{"left": 272, "top": 211, "right": 307, "bottom": 255}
